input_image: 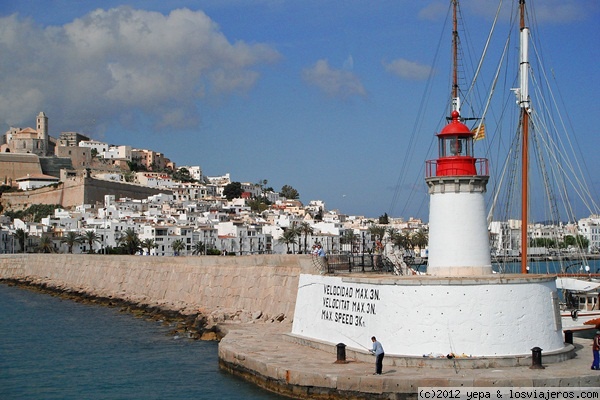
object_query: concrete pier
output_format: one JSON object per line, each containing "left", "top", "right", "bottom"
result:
{"left": 219, "top": 322, "right": 600, "bottom": 399}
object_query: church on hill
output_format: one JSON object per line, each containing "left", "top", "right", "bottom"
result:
{"left": 1, "top": 111, "right": 56, "bottom": 156}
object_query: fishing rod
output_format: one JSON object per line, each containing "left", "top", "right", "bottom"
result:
{"left": 339, "top": 333, "right": 371, "bottom": 352}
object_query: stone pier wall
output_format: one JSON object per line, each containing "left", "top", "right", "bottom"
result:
{"left": 0, "top": 254, "right": 312, "bottom": 320}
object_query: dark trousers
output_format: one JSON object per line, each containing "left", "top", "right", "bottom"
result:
{"left": 375, "top": 353, "right": 384, "bottom": 374}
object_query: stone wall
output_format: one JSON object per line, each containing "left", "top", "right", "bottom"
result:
{"left": 0, "top": 254, "right": 312, "bottom": 320}
{"left": 1, "top": 175, "right": 172, "bottom": 211}
{"left": 0, "top": 153, "right": 43, "bottom": 184}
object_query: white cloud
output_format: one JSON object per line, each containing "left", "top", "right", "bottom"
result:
{"left": 383, "top": 58, "right": 432, "bottom": 81}
{"left": 0, "top": 7, "right": 280, "bottom": 133}
{"left": 302, "top": 59, "right": 366, "bottom": 99}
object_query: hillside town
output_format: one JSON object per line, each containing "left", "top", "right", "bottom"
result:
{"left": 1, "top": 112, "right": 600, "bottom": 258}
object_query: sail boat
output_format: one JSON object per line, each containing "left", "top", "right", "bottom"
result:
{"left": 484, "top": 0, "right": 600, "bottom": 329}
{"left": 430, "top": 0, "right": 600, "bottom": 274}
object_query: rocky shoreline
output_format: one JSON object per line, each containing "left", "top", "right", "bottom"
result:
{"left": 1, "top": 277, "right": 288, "bottom": 342}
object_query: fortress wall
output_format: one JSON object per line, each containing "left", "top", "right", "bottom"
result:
{"left": 0, "top": 254, "right": 313, "bottom": 319}
{"left": 0, "top": 153, "right": 43, "bottom": 184}
{"left": 81, "top": 177, "right": 171, "bottom": 205}
{"left": 1, "top": 176, "right": 171, "bottom": 211}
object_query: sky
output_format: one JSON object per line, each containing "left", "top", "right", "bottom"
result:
{"left": 0, "top": 0, "right": 598, "bottom": 221}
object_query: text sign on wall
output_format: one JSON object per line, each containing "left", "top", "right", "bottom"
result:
{"left": 320, "top": 283, "right": 381, "bottom": 328}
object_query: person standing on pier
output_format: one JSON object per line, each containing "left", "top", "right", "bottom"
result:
{"left": 370, "top": 336, "right": 385, "bottom": 375}
{"left": 592, "top": 330, "right": 600, "bottom": 370}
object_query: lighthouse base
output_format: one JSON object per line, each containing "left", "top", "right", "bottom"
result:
{"left": 291, "top": 273, "right": 568, "bottom": 361}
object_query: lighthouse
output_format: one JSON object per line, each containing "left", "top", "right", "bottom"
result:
{"left": 425, "top": 110, "right": 492, "bottom": 276}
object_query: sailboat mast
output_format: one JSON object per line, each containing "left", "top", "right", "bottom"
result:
{"left": 519, "top": 0, "right": 530, "bottom": 274}
{"left": 451, "top": 0, "right": 460, "bottom": 112}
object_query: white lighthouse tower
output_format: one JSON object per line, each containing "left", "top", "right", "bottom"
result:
{"left": 426, "top": 110, "right": 492, "bottom": 277}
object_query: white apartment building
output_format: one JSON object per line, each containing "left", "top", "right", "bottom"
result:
{"left": 102, "top": 145, "right": 132, "bottom": 161}
{"left": 79, "top": 140, "right": 109, "bottom": 154}
{"left": 135, "top": 172, "right": 177, "bottom": 188}
{"left": 179, "top": 166, "right": 203, "bottom": 181}
{"left": 578, "top": 215, "right": 600, "bottom": 252}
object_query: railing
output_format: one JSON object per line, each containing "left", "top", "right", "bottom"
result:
{"left": 425, "top": 158, "right": 489, "bottom": 178}
{"left": 312, "top": 253, "right": 399, "bottom": 274}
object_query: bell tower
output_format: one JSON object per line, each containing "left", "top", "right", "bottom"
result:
{"left": 36, "top": 112, "right": 49, "bottom": 155}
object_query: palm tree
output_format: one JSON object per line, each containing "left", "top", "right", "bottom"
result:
{"left": 368, "top": 225, "right": 387, "bottom": 242}
{"left": 278, "top": 229, "right": 298, "bottom": 254}
{"left": 140, "top": 238, "right": 157, "bottom": 255}
{"left": 298, "top": 222, "right": 314, "bottom": 254}
{"left": 171, "top": 239, "right": 185, "bottom": 256}
{"left": 81, "top": 230, "right": 101, "bottom": 254}
{"left": 287, "top": 223, "right": 301, "bottom": 254}
{"left": 411, "top": 228, "right": 429, "bottom": 254}
{"left": 117, "top": 228, "right": 141, "bottom": 255}
{"left": 15, "top": 228, "right": 28, "bottom": 253}
{"left": 61, "top": 231, "right": 83, "bottom": 254}
{"left": 36, "top": 235, "right": 55, "bottom": 253}
{"left": 391, "top": 230, "right": 412, "bottom": 252}
{"left": 192, "top": 241, "right": 205, "bottom": 255}
{"left": 340, "top": 230, "right": 358, "bottom": 253}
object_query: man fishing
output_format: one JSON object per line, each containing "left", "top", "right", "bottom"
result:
{"left": 369, "top": 336, "right": 385, "bottom": 375}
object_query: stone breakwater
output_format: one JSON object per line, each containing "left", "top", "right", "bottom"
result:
{"left": 0, "top": 254, "right": 312, "bottom": 337}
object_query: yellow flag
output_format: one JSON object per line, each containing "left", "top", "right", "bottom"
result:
{"left": 472, "top": 124, "right": 485, "bottom": 141}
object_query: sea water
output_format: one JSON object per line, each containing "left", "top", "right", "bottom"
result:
{"left": 492, "top": 259, "right": 600, "bottom": 274}
{"left": 0, "top": 284, "right": 287, "bottom": 400}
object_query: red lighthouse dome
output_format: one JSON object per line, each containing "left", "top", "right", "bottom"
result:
{"left": 434, "top": 110, "right": 477, "bottom": 176}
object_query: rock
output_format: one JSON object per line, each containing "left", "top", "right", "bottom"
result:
{"left": 200, "top": 331, "right": 219, "bottom": 341}
{"left": 252, "top": 311, "right": 263, "bottom": 320}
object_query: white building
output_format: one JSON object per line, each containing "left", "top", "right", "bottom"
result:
{"left": 16, "top": 173, "right": 60, "bottom": 190}
{"left": 79, "top": 140, "right": 109, "bottom": 154}
{"left": 102, "top": 145, "right": 132, "bottom": 161}
{"left": 578, "top": 215, "right": 600, "bottom": 252}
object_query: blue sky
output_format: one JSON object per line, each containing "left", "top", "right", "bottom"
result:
{"left": 0, "top": 0, "right": 598, "bottom": 220}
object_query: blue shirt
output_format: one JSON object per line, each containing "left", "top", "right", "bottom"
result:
{"left": 371, "top": 340, "right": 384, "bottom": 356}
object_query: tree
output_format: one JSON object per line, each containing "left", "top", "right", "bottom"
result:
{"left": 531, "top": 238, "right": 556, "bottom": 248}
{"left": 140, "top": 238, "right": 157, "bottom": 255}
{"left": 171, "top": 239, "right": 186, "bottom": 256}
{"left": 391, "top": 230, "right": 412, "bottom": 252}
{"left": 117, "top": 228, "right": 141, "bottom": 255}
{"left": 411, "top": 229, "right": 429, "bottom": 252}
{"left": 223, "top": 182, "right": 243, "bottom": 200}
{"left": 172, "top": 167, "right": 195, "bottom": 183}
{"left": 5, "top": 204, "right": 62, "bottom": 223}
{"left": 247, "top": 198, "right": 270, "bottom": 212}
{"left": 340, "top": 230, "right": 358, "bottom": 253}
{"left": 61, "top": 231, "right": 83, "bottom": 254}
{"left": 81, "top": 230, "right": 101, "bottom": 254}
{"left": 563, "top": 235, "right": 589, "bottom": 250}
{"left": 192, "top": 241, "right": 205, "bottom": 255}
{"left": 298, "top": 222, "right": 314, "bottom": 254}
{"left": 368, "top": 225, "right": 387, "bottom": 242}
{"left": 378, "top": 213, "right": 389, "bottom": 224}
{"left": 15, "top": 228, "right": 28, "bottom": 253}
{"left": 36, "top": 235, "right": 55, "bottom": 253}
{"left": 280, "top": 185, "right": 300, "bottom": 200}
{"left": 278, "top": 229, "right": 298, "bottom": 254}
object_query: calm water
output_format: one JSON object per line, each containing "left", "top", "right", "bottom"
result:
{"left": 492, "top": 258, "right": 600, "bottom": 274}
{"left": 0, "top": 284, "right": 287, "bottom": 400}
